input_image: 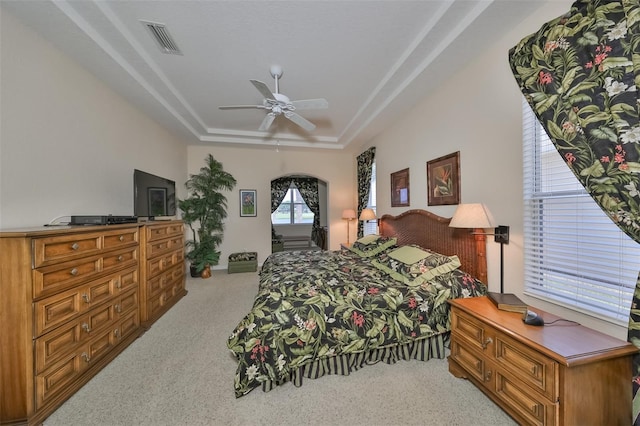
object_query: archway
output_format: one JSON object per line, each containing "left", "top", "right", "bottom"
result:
{"left": 270, "top": 175, "right": 328, "bottom": 252}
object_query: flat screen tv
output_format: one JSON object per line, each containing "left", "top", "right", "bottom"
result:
{"left": 133, "top": 169, "right": 176, "bottom": 218}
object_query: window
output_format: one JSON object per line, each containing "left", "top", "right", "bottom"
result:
{"left": 522, "top": 100, "right": 639, "bottom": 325}
{"left": 271, "top": 186, "right": 314, "bottom": 225}
{"left": 363, "top": 161, "right": 377, "bottom": 236}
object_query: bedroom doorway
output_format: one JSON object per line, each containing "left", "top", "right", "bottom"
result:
{"left": 270, "top": 175, "right": 328, "bottom": 252}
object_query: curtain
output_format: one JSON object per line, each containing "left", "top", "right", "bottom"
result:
{"left": 509, "top": 0, "right": 640, "bottom": 422}
{"left": 270, "top": 177, "right": 292, "bottom": 239}
{"left": 293, "top": 177, "right": 323, "bottom": 249}
{"left": 356, "top": 147, "right": 376, "bottom": 238}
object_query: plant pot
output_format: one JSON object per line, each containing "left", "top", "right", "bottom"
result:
{"left": 200, "top": 265, "right": 212, "bottom": 278}
{"left": 190, "top": 264, "right": 200, "bottom": 278}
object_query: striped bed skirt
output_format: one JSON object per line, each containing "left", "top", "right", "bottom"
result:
{"left": 260, "top": 332, "right": 449, "bottom": 393}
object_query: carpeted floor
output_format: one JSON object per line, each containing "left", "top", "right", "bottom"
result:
{"left": 44, "top": 270, "right": 516, "bottom": 426}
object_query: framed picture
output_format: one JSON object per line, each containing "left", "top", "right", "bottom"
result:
{"left": 240, "top": 189, "right": 257, "bottom": 217}
{"left": 390, "top": 168, "right": 410, "bottom": 207}
{"left": 148, "top": 187, "right": 167, "bottom": 216}
{"left": 427, "top": 151, "right": 460, "bottom": 206}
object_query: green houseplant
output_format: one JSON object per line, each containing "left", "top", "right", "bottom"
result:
{"left": 178, "top": 154, "right": 237, "bottom": 277}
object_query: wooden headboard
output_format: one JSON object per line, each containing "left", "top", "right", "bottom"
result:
{"left": 378, "top": 209, "right": 487, "bottom": 284}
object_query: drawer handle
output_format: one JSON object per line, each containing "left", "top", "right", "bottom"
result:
{"left": 531, "top": 365, "right": 538, "bottom": 375}
{"left": 481, "top": 337, "right": 493, "bottom": 350}
{"left": 484, "top": 370, "right": 492, "bottom": 382}
{"left": 114, "top": 329, "right": 120, "bottom": 338}
{"left": 71, "top": 242, "right": 79, "bottom": 250}
{"left": 70, "top": 268, "right": 78, "bottom": 276}
{"left": 115, "top": 280, "right": 121, "bottom": 289}
{"left": 119, "top": 235, "right": 125, "bottom": 241}
{"left": 81, "top": 322, "right": 91, "bottom": 333}
{"left": 115, "top": 304, "right": 121, "bottom": 313}
{"left": 117, "top": 255, "right": 124, "bottom": 262}
{"left": 82, "top": 293, "right": 91, "bottom": 303}
{"left": 81, "top": 352, "right": 91, "bottom": 363}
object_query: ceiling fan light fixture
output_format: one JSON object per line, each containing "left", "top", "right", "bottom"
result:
{"left": 218, "top": 66, "right": 327, "bottom": 133}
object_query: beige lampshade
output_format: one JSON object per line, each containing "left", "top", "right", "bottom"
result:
{"left": 342, "top": 209, "right": 356, "bottom": 220}
{"left": 359, "top": 208, "right": 376, "bottom": 221}
{"left": 449, "top": 203, "right": 495, "bottom": 229}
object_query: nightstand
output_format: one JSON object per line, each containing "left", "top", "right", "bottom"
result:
{"left": 448, "top": 296, "right": 637, "bottom": 426}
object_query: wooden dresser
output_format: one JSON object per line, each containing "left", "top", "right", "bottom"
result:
{"left": 448, "top": 296, "right": 637, "bottom": 426}
{"left": 0, "top": 221, "right": 186, "bottom": 425}
{"left": 139, "top": 221, "right": 186, "bottom": 327}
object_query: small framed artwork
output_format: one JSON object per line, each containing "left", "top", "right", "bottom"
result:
{"left": 427, "top": 151, "right": 460, "bottom": 206}
{"left": 240, "top": 189, "right": 257, "bottom": 217}
{"left": 390, "top": 168, "right": 410, "bottom": 207}
{"left": 148, "top": 187, "right": 167, "bottom": 216}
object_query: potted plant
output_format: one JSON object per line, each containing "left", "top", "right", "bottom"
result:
{"left": 178, "top": 154, "right": 237, "bottom": 278}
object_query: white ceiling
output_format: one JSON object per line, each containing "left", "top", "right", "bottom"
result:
{"left": 2, "top": 0, "right": 545, "bottom": 150}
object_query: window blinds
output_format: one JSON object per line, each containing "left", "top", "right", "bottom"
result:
{"left": 522, "top": 100, "right": 639, "bottom": 324}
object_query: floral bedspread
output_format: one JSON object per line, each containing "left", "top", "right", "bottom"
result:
{"left": 227, "top": 249, "right": 486, "bottom": 397}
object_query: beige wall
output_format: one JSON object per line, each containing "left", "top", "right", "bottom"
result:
{"left": 1, "top": 2, "right": 626, "bottom": 340}
{"left": 186, "top": 144, "right": 354, "bottom": 262}
{"left": 357, "top": 0, "right": 626, "bottom": 340}
{"left": 0, "top": 9, "right": 188, "bottom": 229}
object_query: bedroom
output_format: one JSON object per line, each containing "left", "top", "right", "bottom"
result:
{"left": 1, "top": 0, "right": 637, "bottom": 424}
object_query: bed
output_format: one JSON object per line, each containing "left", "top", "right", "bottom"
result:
{"left": 227, "top": 209, "right": 488, "bottom": 397}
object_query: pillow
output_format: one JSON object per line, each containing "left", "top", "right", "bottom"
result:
{"left": 348, "top": 235, "right": 397, "bottom": 257}
{"left": 372, "top": 244, "right": 461, "bottom": 286}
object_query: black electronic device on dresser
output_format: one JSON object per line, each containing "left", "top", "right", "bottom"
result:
{"left": 70, "top": 215, "right": 138, "bottom": 225}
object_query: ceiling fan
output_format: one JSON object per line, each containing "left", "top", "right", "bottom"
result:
{"left": 219, "top": 65, "right": 328, "bottom": 132}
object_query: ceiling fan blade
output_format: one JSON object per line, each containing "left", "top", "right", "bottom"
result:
{"left": 259, "top": 113, "right": 276, "bottom": 131}
{"left": 285, "top": 112, "right": 316, "bottom": 132}
{"left": 291, "top": 98, "right": 328, "bottom": 110}
{"left": 250, "top": 80, "right": 276, "bottom": 100}
{"left": 219, "top": 105, "right": 266, "bottom": 110}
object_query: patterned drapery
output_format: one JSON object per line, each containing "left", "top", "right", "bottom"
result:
{"left": 356, "top": 147, "right": 376, "bottom": 238}
{"left": 509, "top": 0, "right": 640, "bottom": 422}
{"left": 270, "top": 177, "right": 293, "bottom": 240}
{"left": 270, "top": 177, "right": 293, "bottom": 214}
{"left": 294, "top": 177, "right": 323, "bottom": 249}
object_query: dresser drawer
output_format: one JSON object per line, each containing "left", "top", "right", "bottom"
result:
{"left": 146, "top": 264, "right": 183, "bottom": 299}
{"left": 32, "top": 233, "right": 101, "bottom": 268}
{"left": 147, "top": 250, "right": 184, "bottom": 277}
{"left": 146, "top": 235, "right": 183, "bottom": 258}
{"left": 103, "top": 228, "right": 139, "bottom": 249}
{"left": 34, "top": 276, "right": 115, "bottom": 336}
{"left": 116, "top": 289, "right": 138, "bottom": 316}
{"left": 115, "top": 267, "right": 138, "bottom": 294}
{"left": 32, "top": 228, "right": 138, "bottom": 268}
{"left": 145, "top": 223, "right": 183, "bottom": 242}
{"left": 33, "top": 247, "right": 138, "bottom": 298}
{"left": 35, "top": 328, "right": 118, "bottom": 410}
{"left": 35, "top": 302, "right": 115, "bottom": 373}
{"left": 117, "top": 309, "right": 140, "bottom": 341}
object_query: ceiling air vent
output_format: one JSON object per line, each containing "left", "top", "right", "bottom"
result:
{"left": 141, "top": 20, "right": 182, "bottom": 55}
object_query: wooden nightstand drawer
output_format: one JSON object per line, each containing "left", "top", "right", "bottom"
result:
{"left": 450, "top": 339, "right": 487, "bottom": 384}
{"left": 495, "top": 370, "right": 557, "bottom": 426}
{"left": 494, "top": 334, "right": 557, "bottom": 401}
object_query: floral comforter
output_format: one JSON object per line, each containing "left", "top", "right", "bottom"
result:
{"left": 227, "top": 249, "right": 486, "bottom": 397}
